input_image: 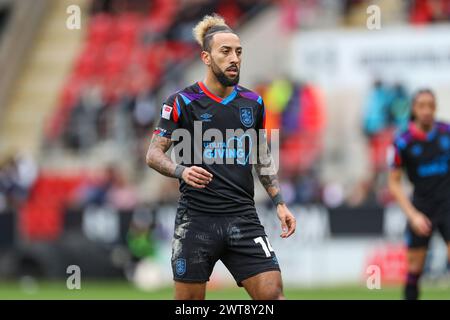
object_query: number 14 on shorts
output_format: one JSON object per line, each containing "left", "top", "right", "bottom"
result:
{"left": 254, "top": 236, "right": 274, "bottom": 257}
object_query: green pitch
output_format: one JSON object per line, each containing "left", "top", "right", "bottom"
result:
{"left": 0, "top": 281, "right": 449, "bottom": 300}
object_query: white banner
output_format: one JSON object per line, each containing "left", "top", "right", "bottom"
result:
{"left": 291, "top": 24, "right": 450, "bottom": 89}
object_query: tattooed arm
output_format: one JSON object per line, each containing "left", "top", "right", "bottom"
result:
{"left": 146, "top": 135, "right": 177, "bottom": 178}
{"left": 254, "top": 131, "right": 283, "bottom": 202}
{"left": 254, "top": 158, "right": 283, "bottom": 202}
{"left": 146, "top": 134, "right": 213, "bottom": 188}
{"left": 254, "top": 133, "right": 296, "bottom": 238}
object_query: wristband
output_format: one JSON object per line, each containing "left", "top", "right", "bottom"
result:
{"left": 272, "top": 193, "right": 285, "bottom": 206}
{"left": 174, "top": 165, "right": 186, "bottom": 179}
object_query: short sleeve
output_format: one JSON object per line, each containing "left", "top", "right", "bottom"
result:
{"left": 153, "top": 93, "right": 181, "bottom": 139}
{"left": 387, "top": 142, "right": 403, "bottom": 169}
{"left": 255, "top": 96, "right": 266, "bottom": 131}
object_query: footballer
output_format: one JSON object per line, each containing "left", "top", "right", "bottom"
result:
{"left": 388, "top": 89, "right": 450, "bottom": 300}
{"left": 146, "top": 14, "right": 296, "bottom": 300}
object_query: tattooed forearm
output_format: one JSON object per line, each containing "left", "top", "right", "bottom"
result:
{"left": 254, "top": 135, "right": 283, "bottom": 203}
{"left": 255, "top": 162, "right": 281, "bottom": 198}
{"left": 146, "top": 134, "right": 181, "bottom": 178}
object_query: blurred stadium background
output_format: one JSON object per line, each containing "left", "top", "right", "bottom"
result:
{"left": 0, "top": 0, "right": 450, "bottom": 299}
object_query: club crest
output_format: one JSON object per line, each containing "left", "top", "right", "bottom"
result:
{"left": 240, "top": 107, "right": 254, "bottom": 127}
{"left": 175, "top": 258, "right": 186, "bottom": 276}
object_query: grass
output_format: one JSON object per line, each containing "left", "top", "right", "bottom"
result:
{"left": 0, "top": 280, "right": 449, "bottom": 300}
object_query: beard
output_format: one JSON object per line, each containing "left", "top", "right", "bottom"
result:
{"left": 211, "top": 58, "right": 240, "bottom": 87}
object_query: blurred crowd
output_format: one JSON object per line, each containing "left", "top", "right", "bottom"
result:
{"left": 73, "top": 165, "right": 138, "bottom": 211}
{"left": 358, "top": 81, "right": 411, "bottom": 207}
{"left": 254, "top": 79, "right": 326, "bottom": 205}
{"left": 363, "top": 81, "right": 410, "bottom": 170}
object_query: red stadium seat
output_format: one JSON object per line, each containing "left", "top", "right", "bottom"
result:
{"left": 74, "top": 43, "right": 103, "bottom": 78}
{"left": 19, "top": 173, "right": 85, "bottom": 241}
{"left": 217, "top": 0, "right": 242, "bottom": 28}
{"left": 165, "top": 41, "right": 195, "bottom": 60}
{"left": 88, "top": 13, "right": 115, "bottom": 45}
{"left": 147, "top": 0, "right": 176, "bottom": 32}
{"left": 101, "top": 41, "right": 131, "bottom": 77}
{"left": 116, "top": 13, "right": 141, "bottom": 46}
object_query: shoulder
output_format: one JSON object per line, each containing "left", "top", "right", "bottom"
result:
{"left": 164, "top": 83, "right": 201, "bottom": 106}
{"left": 163, "top": 92, "right": 178, "bottom": 106}
{"left": 236, "top": 85, "right": 263, "bottom": 106}
{"left": 436, "top": 121, "right": 450, "bottom": 134}
{"left": 393, "top": 128, "right": 413, "bottom": 150}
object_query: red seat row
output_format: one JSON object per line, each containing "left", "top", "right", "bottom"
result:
{"left": 20, "top": 173, "right": 85, "bottom": 240}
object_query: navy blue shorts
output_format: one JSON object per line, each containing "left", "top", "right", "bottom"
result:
{"left": 171, "top": 206, "right": 280, "bottom": 286}
{"left": 406, "top": 198, "right": 450, "bottom": 248}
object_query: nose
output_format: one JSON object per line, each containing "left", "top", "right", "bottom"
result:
{"left": 425, "top": 106, "right": 434, "bottom": 115}
{"left": 230, "top": 51, "right": 239, "bottom": 65}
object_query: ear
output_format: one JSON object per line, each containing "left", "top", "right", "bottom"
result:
{"left": 200, "top": 51, "right": 211, "bottom": 66}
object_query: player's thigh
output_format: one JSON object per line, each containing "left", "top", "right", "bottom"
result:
{"left": 221, "top": 214, "right": 280, "bottom": 290}
{"left": 405, "top": 220, "right": 430, "bottom": 274}
{"left": 241, "top": 270, "right": 284, "bottom": 300}
{"left": 171, "top": 209, "right": 221, "bottom": 284}
{"left": 406, "top": 199, "right": 430, "bottom": 273}
{"left": 436, "top": 203, "right": 450, "bottom": 252}
{"left": 174, "top": 281, "right": 207, "bottom": 300}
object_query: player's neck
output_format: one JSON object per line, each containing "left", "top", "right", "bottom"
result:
{"left": 414, "top": 120, "right": 434, "bottom": 133}
{"left": 203, "top": 75, "right": 234, "bottom": 98}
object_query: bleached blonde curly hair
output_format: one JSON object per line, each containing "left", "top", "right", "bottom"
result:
{"left": 192, "top": 14, "right": 234, "bottom": 51}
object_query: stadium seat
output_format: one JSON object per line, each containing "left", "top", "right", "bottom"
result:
{"left": 88, "top": 13, "right": 115, "bottom": 45}
{"left": 20, "top": 174, "right": 85, "bottom": 240}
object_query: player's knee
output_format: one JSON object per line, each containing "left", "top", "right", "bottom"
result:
{"left": 408, "top": 264, "right": 423, "bottom": 275}
{"left": 174, "top": 283, "right": 206, "bottom": 300}
{"left": 272, "top": 289, "right": 285, "bottom": 300}
{"left": 257, "top": 285, "right": 284, "bottom": 300}
{"left": 408, "top": 256, "right": 425, "bottom": 274}
{"left": 174, "top": 291, "right": 205, "bottom": 300}
{"left": 267, "top": 288, "right": 284, "bottom": 300}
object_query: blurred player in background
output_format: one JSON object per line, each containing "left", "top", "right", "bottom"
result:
{"left": 388, "top": 89, "right": 450, "bottom": 300}
{"left": 145, "top": 14, "right": 296, "bottom": 300}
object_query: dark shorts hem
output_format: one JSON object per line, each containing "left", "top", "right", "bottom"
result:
{"left": 406, "top": 242, "right": 429, "bottom": 249}
{"left": 173, "top": 278, "right": 209, "bottom": 284}
{"left": 405, "top": 223, "right": 430, "bottom": 249}
{"left": 235, "top": 267, "right": 281, "bottom": 287}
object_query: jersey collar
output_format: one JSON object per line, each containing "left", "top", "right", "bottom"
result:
{"left": 198, "top": 81, "right": 238, "bottom": 105}
{"left": 409, "top": 121, "right": 437, "bottom": 141}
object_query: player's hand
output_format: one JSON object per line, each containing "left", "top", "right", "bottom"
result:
{"left": 277, "top": 204, "right": 296, "bottom": 238}
{"left": 409, "top": 210, "right": 432, "bottom": 237}
{"left": 181, "top": 166, "right": 213, "bottom": 189}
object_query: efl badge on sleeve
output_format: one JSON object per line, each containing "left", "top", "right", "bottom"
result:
{"left": 162, "top": 104, "right": 173, "bottom": 120}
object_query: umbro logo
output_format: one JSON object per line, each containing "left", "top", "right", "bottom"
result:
{"left": 200, "top": 113, "right": 213, "bottom": 122}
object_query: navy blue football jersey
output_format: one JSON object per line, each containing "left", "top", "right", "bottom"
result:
{"left": 153, "top": 81, "right": 266, "bottom": 215}
{"left": 390, "top": 121, "right": 450, "bottom": 201}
